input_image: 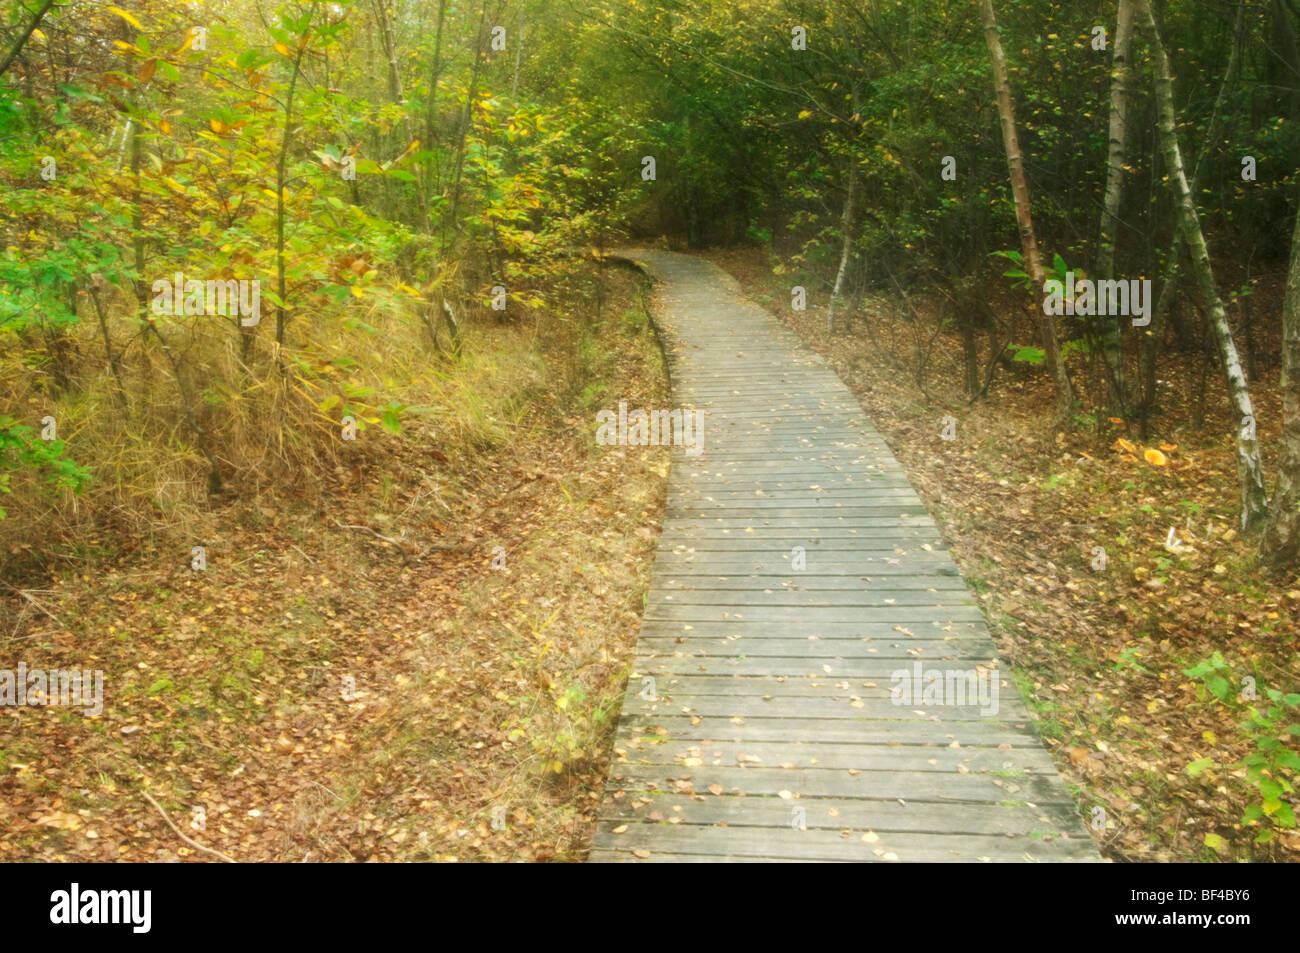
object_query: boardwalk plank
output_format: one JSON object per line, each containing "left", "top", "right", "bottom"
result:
{"left": 589, "top": 250, "right": 1097, "bottom": 863}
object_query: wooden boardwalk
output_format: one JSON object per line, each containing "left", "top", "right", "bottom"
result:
{"left": 589, "top": 250, "right": 1099, "bottom": 863}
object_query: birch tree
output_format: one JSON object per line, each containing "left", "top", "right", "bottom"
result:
{"left": 826, "top": 158, "right": 857, "bottom": 335}
{"left": 978, "top": 0, "right": 1074, "bottom": 415}
{"left": 1138, "top": 0, "right": 1268, "bottom": 529}
{"left": 1095, "top": 0, "right": 1135, "bottom": 413}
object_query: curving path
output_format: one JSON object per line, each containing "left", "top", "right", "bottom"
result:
{"left": 589, "top": 250, "right": 1100, "bottom": 863}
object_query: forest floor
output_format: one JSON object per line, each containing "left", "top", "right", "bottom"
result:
{"left": 702, "top": 245, "right": 1300, "bottom": 862}
{"left": 6, "top": 248, "right": 1299, "bottom": 864}
{"left": 0, "top": 269, "right": 668, "bottom": 862}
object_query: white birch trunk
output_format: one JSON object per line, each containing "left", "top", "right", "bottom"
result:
{"left": 1139, "top": 0, "right": 1269, "bottom": 529}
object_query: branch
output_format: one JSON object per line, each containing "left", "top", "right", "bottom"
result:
{"left": 141, "top": 789, "right": 236, "bottom": 863}
{"left": 0, "top": 0, "right": 56, "bottom": 80}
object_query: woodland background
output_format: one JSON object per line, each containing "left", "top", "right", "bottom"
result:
{"left": 1, "top": 0, "right": 1298, "bottom": 861}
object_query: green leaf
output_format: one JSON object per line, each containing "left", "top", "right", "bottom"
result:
{"left": 381, "top": 406, "right": 402, "bottom": 434}
{"left": 1207, "top": 674, "right": 1230, "bottom": 702}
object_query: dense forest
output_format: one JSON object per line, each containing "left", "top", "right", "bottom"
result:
{"left": 1, "top": 0, "right": 1298, "bottom": 864}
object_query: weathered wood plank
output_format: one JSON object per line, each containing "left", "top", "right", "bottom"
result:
{"left": 589, "top": 827, "right": 1099, "bottom": 863}
{"left": 590, "top": 250, "right": 1097, "bottom": 863}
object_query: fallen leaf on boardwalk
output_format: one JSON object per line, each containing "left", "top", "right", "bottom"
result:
{"left": 632, "top": 849, "right": 650, "bottom": 859}
{"left": 612, "top": 824, "right": 629, "bottom": 834}
{"left": 707, "top": 784, "right": 723, "bottom": 795}
{"left": 862, "top": 830, "right": 879, "bottom": 842}
{"left": 777, "top": 790, "right": 793, "bottom": 799}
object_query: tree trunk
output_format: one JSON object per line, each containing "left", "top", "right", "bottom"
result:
{"left": 0, "top": 0, "right": 55, "bottom": 79}
{"left": 446, "top": 0, "right": 490, "bottom": 237}
{"left": 276, "top": 43, "right": 309, "bottom": 355}
{"left": 1096, "top": 0, "right": 1135, "bottom": 414}
{"left": 978, "top": 0, "right": 1074, "bottom": 415}
{"left": 512, "top": 17, "right": 524, "bottom": 99}
{"left": 1261, "top": 199, "right": 1300, "bottom": 566}
{"left": 1273, "top": 0, "right": 1300, "bottom": 123}
{"left": 372, "top": 0, "right": 404, "bottom": 103}
{"left": 827, "top": 158, "right": 856, "bottom": 336}
{"left": 1140, "top": 0, "right": 1269, "bottom": 529}
{"left": 1139, "top": 1, "right": 1245, "bottom": 431}
{"left": 421, "top": 0, "right": 450, "bottom": 233}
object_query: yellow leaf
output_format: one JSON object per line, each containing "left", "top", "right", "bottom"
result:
{"left": 349, "top": 284, "right": 364, "bottom": 299}
{"left": 1144, "top": 448, "right": 1168, "bottom": 466}
{"left": 105, "top": 6, "right": 144, "bottom": 31}
{"left": 1113, "top": 438, "right": 1137, "bottom": 454}
{"left": 274, "top": 42, "right": 292, "bottom": 57}
{"left": 797, "top": 110, "right": 812, "bottom": 119}
{"left": 35, "top": 811, "right": 84, "bottom": 831}
{"left": 1202, "top": 730, "right": 1217, "bottom": 744}
{"left": 209, "top": 118, "right": 226, "bottom": 134}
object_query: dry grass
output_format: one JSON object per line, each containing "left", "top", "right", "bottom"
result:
{"left": 1, "top": 262, "right": 669, "bottom": 862}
